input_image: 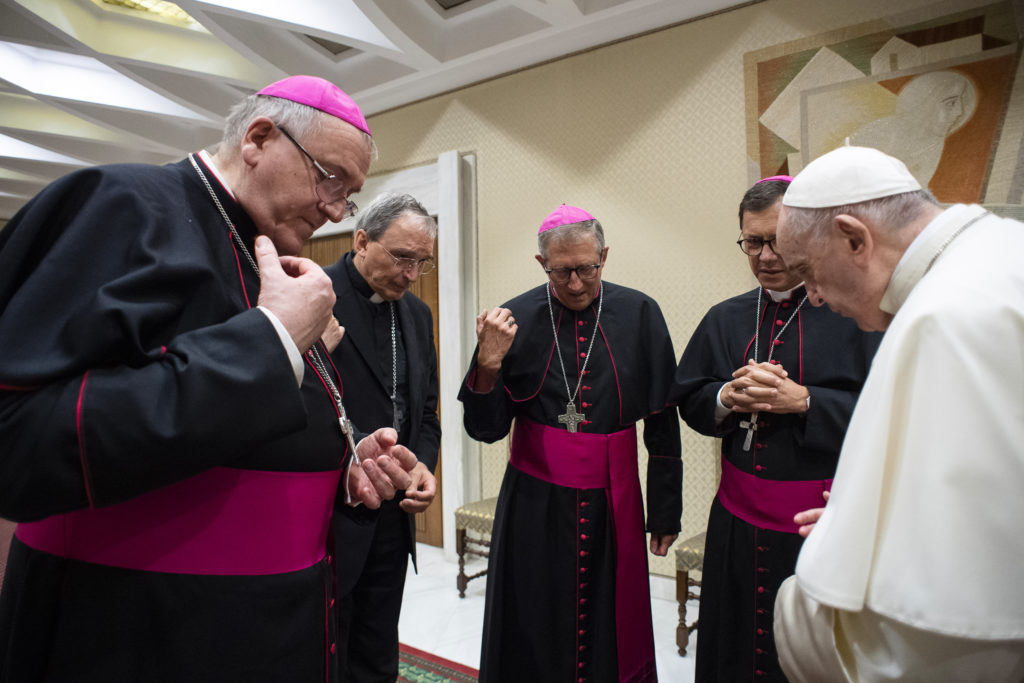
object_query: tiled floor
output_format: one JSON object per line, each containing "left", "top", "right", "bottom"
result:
{"left": 400, "top": 543, "right": 698, "bottom": 682}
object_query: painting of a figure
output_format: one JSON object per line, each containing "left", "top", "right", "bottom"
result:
{"left": 746, "top": 1, "right": 1022, "bottom": 207}
{"left": 849, "top": 70, "right": 976, "bottom": 186}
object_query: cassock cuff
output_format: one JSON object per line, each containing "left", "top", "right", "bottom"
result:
{"left": 258, "top": 306, "right": 304, "bottom": 386}
{"left": 714, "top": 383, "right": 731, "bottom": 424}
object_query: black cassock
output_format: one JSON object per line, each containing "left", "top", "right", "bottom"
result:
{"left": 0, "top": 157, "right": 354, "bottom": 682}
{"left": 459, "top": 281, "right": 682, "bottom": 683}
{"left": 673, "top": 286, "right": 880, "bottom": 682}
{"left": 323, "top": 251, "right": 441, "bottom": 681}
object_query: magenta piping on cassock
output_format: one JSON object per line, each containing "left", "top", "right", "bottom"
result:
{"left": 16, "top": 467, "right": 340, "bottom": 575}
{"left": 510, "top": 417, "right": 656, "bottom": 683}
{"left": 717, "top": 457, "right": 831, "bottom": 534}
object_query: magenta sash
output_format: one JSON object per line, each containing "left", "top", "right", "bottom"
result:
{"left": 717, "top": 456, "right": 831, "bottom": 534}
{"left": 510, "top": 418, "right": 656, "bottom": 683}
{"left": 16, "top": 467, "right": 340, "bottom": 575}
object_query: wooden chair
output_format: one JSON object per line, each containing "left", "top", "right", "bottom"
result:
{"left": 675, "top": 531, "right": 705, "bottom": 656}
{"left": 454, "top": 497, "right": 498, "bottom": 598}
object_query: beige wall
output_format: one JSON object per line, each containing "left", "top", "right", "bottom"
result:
{"left": 365, "top": 0, "right": 1004, "bottom": 577}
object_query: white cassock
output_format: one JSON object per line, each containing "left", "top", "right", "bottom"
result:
{"left": 774, "top": 204, "right": 1024, "bottom": 682}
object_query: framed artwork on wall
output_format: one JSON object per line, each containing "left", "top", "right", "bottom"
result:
{"left": 745, "top": 1, "right": 1023, "bottom": 212}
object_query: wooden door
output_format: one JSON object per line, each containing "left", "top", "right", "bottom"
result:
{"left": 301, "top": 234, "right": 444, "bottom": 548}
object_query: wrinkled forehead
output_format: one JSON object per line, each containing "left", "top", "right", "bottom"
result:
{"left": 543, "top": 231, "right": 602, "bottom": 258}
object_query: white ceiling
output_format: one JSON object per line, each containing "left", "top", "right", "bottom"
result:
{"left": 0, "top": 0, "right": 751, "bottom": 219}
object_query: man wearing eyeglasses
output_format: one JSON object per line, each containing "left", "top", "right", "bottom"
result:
{"left": 458, "top": 204, "right": 682, "bottom": 683}
{"left": 0, "top": 76, "right": 420, "bottom": 681}
{"left": 322, "top": 193, "right": 440, "bottom": 682}
{"left": 671, "top": 177, "right": 880, "bottom": 682}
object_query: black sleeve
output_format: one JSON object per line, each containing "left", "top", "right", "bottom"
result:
{"left": 0, "top": 168, "right": 308, "bottom": 521}
{"left": 413, "top": 313, "right": 442, "bottom": 473}
{"left": 457, "top": 347, "right": 515, "bottom": 444}
{"left": 643, "top": 408, "right": 683, "bottom": 534}
{"left": 672, "top": 312, "right": 740, "bottom": 437}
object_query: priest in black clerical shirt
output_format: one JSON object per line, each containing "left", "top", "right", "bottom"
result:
{"left": 458, "top": 204, "right": 682, "bottom": 683}
{"left": 323, "top": 192, "right": 440, "bottom": 683}
{"left": 672, "top": 176, "right": 881, "bottom": 682}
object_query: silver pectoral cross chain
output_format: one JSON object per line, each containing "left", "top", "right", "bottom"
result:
{"left": 547, "top": 283, "right": 604, "bottom": 433}
{"left": 740, "top": 288, "right": 808, "bottom": 451}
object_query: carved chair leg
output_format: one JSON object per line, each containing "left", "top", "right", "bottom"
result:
{"left": 676, "top": 569, "right": 690, "bottom": 656}
{"left": 456, "top": 528, "right": 468, "bottom": 598}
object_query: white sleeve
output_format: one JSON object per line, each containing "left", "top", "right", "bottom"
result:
{"left": 774, "top": 576, "right": 852, "bottom": 683}
{"left": 258, "top": 306, "right": 304, "bottom": 386}
{"left": 714, "top": 384, "right": 732, "bottom": 424}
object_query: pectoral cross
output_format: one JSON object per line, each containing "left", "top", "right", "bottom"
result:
{"left": 740, "top": 411, "right": 759, "bottom": 451}
{"left": 557, "top": 401, "right": 585, "bottom": 433}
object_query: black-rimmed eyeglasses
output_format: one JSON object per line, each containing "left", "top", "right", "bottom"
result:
{"left": 277, "top": 125, "right": 358, "bottom": 218}
{"left": 737, "top": 236, "right": 779, "bottom": 256}
{"left": 376, "top": 242, "right": 435, "bottom": 275}
{"left": 544, "top": 264, "right": 602, "bottom": 284}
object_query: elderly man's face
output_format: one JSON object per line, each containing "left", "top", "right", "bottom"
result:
{"left": 353, "top": 215, "right": 435, "bottom": 301}
{"left": 776, "top": 207, "right": 890, "bottom": 331}
{"left": 251, "top": 116, "right": 371, "bottom": 256}
{"left": 536, "top": 234, "right": 608, "bottom": 312}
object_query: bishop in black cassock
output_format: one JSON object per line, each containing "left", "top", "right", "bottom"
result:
{"left": 459, "top": 205, "right": 681, "bottom": 683}
{"left": 672, "top": 177, "right": 880, "bottom": 681}
{"left": 0, "top": 76, "right": 415, "bottom": 682}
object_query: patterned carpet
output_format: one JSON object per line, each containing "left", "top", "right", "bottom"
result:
{"left": 398, "top": 643, "right": 478, "bottom": 682}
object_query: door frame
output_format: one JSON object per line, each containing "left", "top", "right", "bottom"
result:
{"left": 313, "top": 150, "right": 480, "bottom": 561}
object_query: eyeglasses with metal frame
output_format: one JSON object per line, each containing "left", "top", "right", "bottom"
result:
{"left": 375, "top": 241, "right": 435, "bottom": 275}
{"left": 276, "top": 125, "right": 358, "bottom": 218}
{"left": 736, "top": 236, "right": 780, "bottom": 256}
{"left": 543, "top": 264, "right": 602, "bottom": 284}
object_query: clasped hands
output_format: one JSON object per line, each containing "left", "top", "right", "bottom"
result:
{"left": 721, "top": 359, "right": 809, "bottom": 414}
{"left": 251, "top": 238, "right": 437, "bottom": 512}
{"left": 346, "top": 427, "right": 436, "bottom": 511}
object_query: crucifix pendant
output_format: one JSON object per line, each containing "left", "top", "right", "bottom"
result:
{"left": 339, "top": 416, "right": 360, "bottom": 464}
{"left": 740, "top": 411, "right": 759, "bottom": 451}
{"left": 392, "top": 402, "right": 403, "bottom": 432}
{"left": 557, "top": 401, "right": 585, "bottom": 433}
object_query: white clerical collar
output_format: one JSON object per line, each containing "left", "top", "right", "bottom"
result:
{"left": 880, "top": 204, "right": 986, "bottom": 315}
{"left": 766, "top": 283, "right": 804, "bottom": 302}
{"left": 196, "top": 149, "right": 237, "bottom": 201}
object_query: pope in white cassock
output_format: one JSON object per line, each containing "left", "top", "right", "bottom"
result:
{"left": 770, "top": 145, "right": 1024, "bottom": 682}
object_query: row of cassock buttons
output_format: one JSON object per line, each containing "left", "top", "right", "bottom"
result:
{"left": 577, "top": 499, "right": 591, "bottom": 683}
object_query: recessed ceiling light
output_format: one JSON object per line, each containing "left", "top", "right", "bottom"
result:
{"left": 0, "top": 41, "right": 211, "bottom": 121}
{"left": 96, "top": 0, "right": 202, "bottom": 30}
{"left": 0, "top": 133, "right": 91, "bottom": 166}
{"left": 201, "top": 0, "right": 397, "bottom": 50}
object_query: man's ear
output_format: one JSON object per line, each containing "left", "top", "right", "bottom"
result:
{"left": 353, "top": 229, "right": 369, "bottom": 255}
{"left": 535, "top": 254, "right": 546, "bottom": 268}
{"left": 239, "top": 117, "right": 276, "bottom": 167}
{"left": 833, "top": 214, "right": 872, "bottom": 260}
{"left": 599, "top": 246, "right": 609, "bottom": 265}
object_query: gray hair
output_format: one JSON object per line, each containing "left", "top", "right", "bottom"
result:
{"left": 538, "top": 219, "right": 605, "bottom": 261}
{"left": 355, "top": 192, "right": 437, "bottom": 241}
{"left": 220, "top": 93, "right": 377, "bottom": 158}
{"left": 781, "top": 189, "right": 938, "bottom": 246}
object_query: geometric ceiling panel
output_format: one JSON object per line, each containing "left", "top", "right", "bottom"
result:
{"left": 0, "top": 0, "right": 756, "bottom": 218}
